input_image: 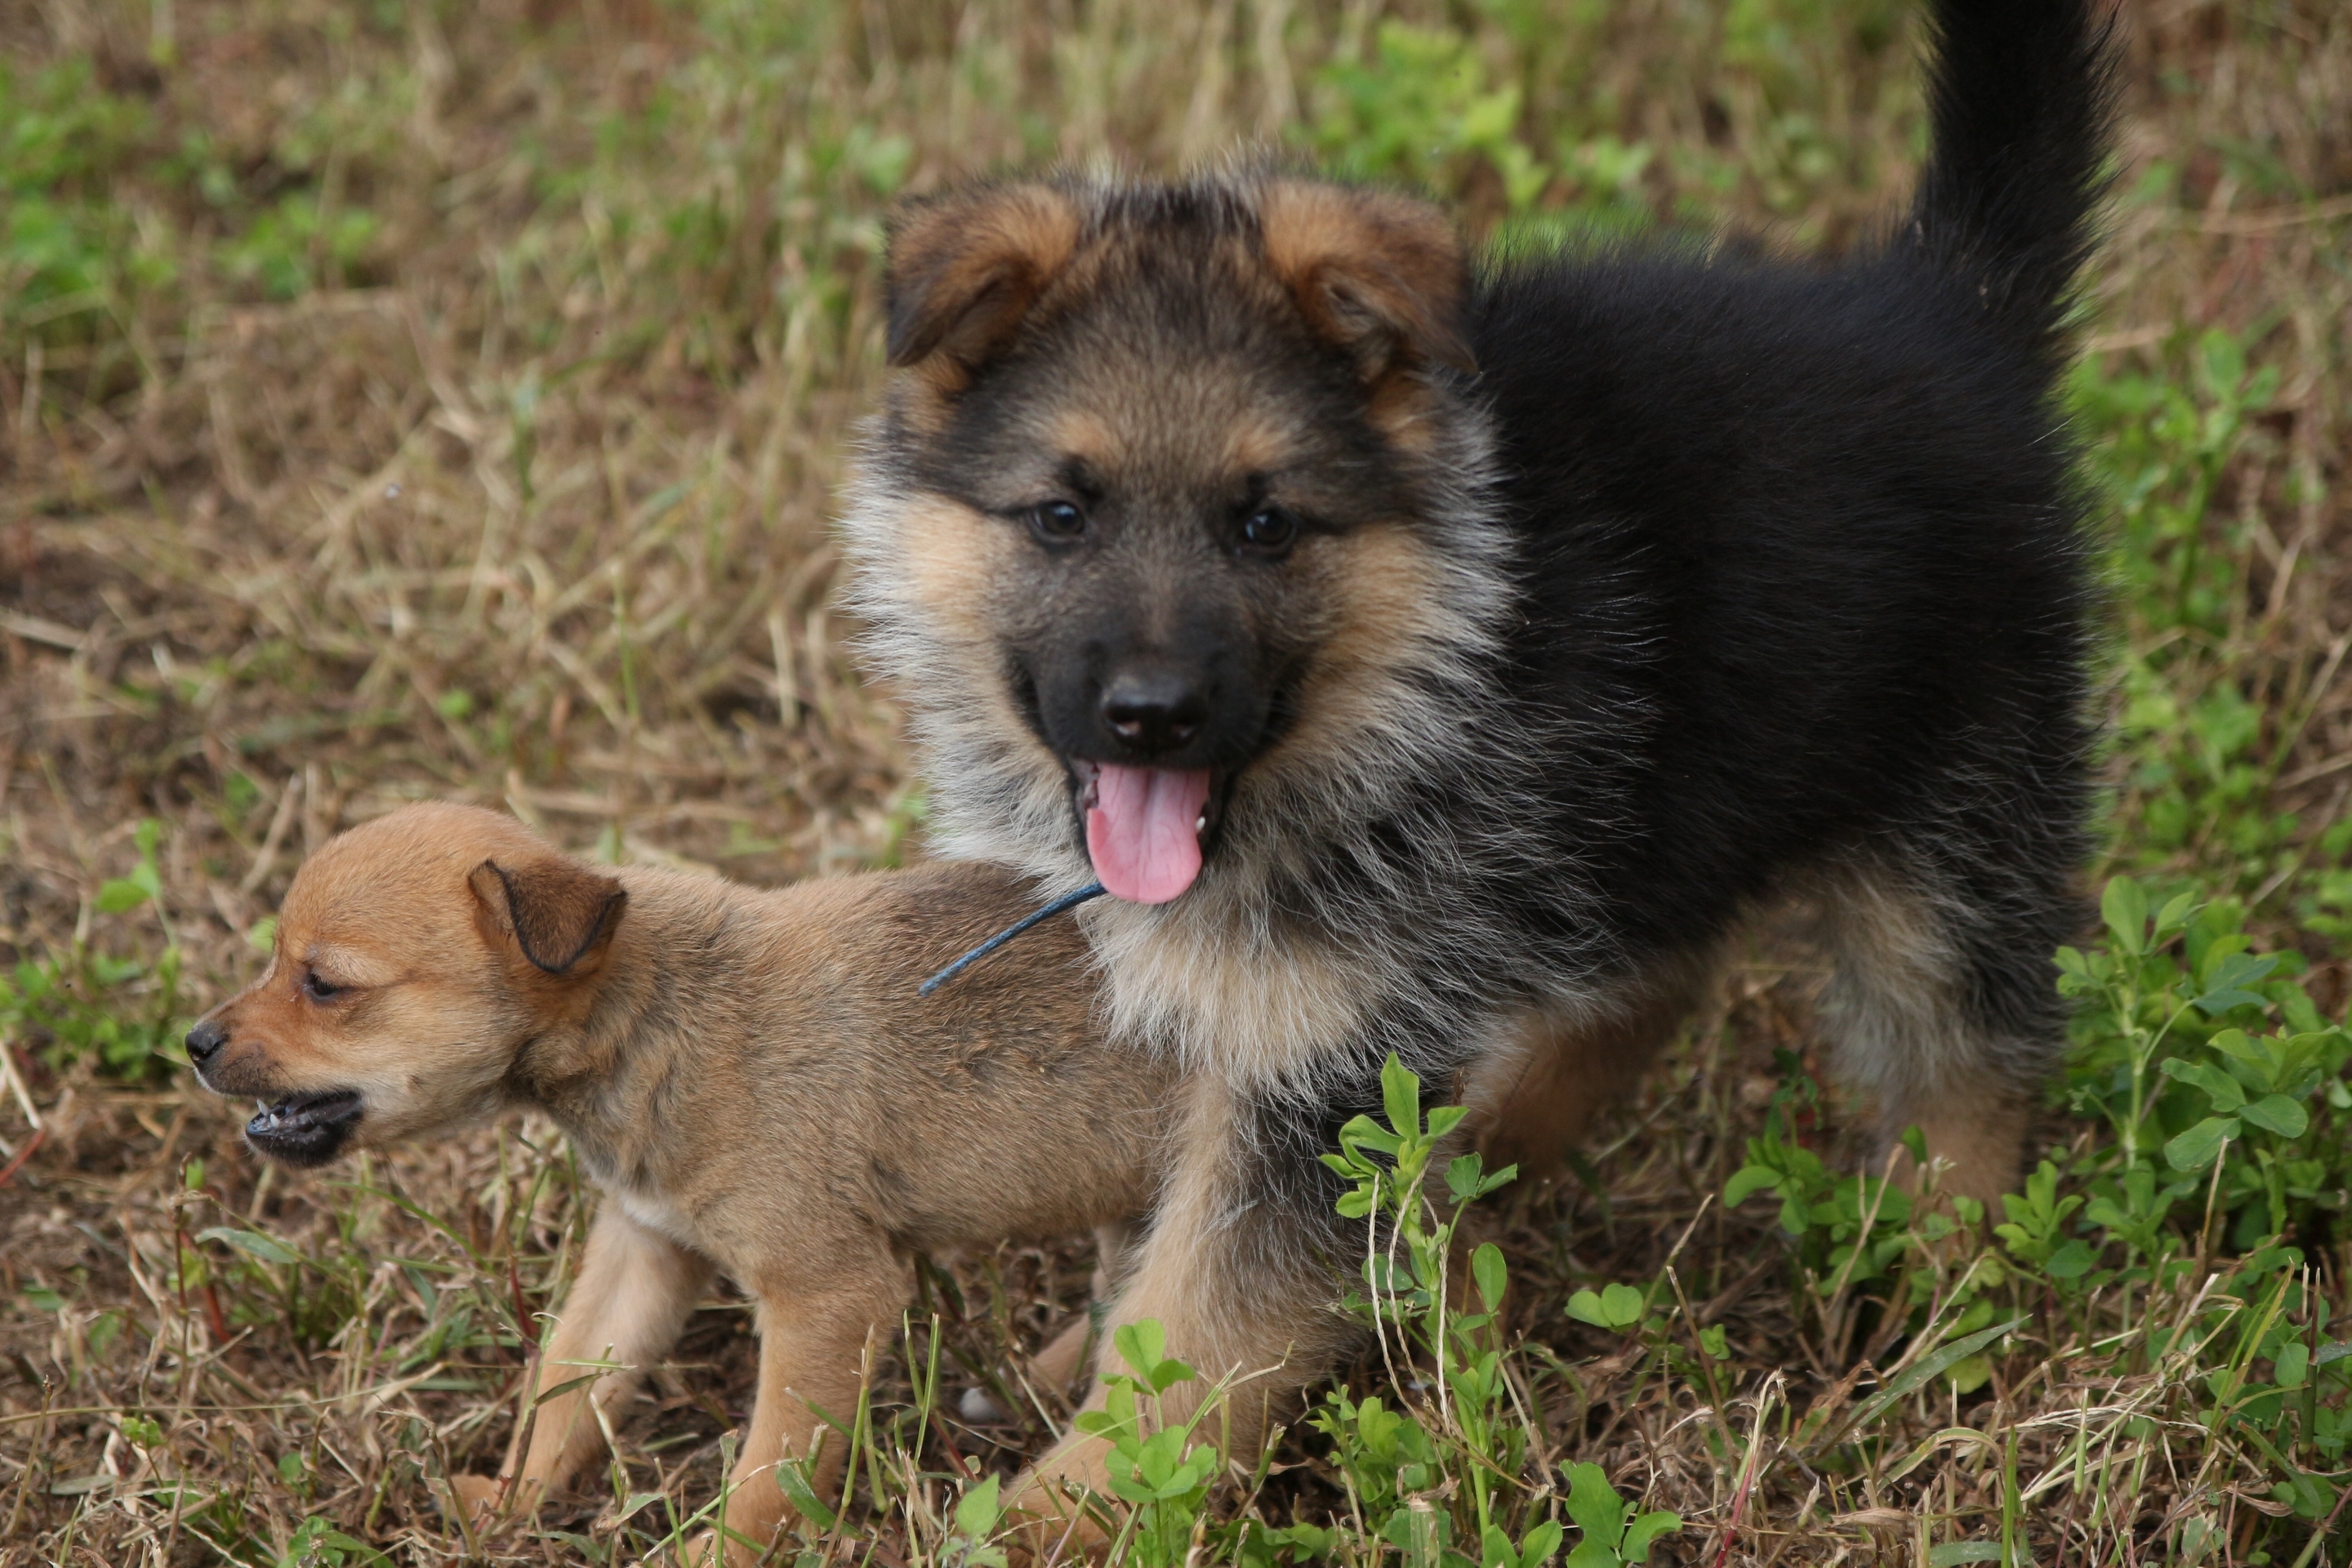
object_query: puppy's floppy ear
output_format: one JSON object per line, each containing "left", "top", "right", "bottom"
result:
{"left": 1258, "top": 180, "right": 1476, "bottom": 378}
{"left": 884, "top": 182, "right": 1081, "bottom": 372}
{"left": 469, "top": 857, "right": 627, "bottom": 978}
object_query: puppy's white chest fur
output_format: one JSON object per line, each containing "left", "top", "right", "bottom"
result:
{"left": 570, "top": 1139, "right": 702, "bottom": 1250}
{"left": 608, "top": 1179, "right": 699, "bottom": 1252}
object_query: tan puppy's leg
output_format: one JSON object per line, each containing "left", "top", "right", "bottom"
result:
{"left": 691, "top": 1264, "right": 911, "bottom": 1567}
{"left": 1028, "top": 1220, "right": 1136, "bottom": 1396}
{"left": 1006, "top": 1082, "right": 1350, "bottom": 1556}
{"left": 456, "top": 1208, "right": 712, "bottom": 1522}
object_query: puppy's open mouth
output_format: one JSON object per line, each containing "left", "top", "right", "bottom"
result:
{"left": 245, "top": 1089, "right": 363, "bottom": 1168}
{"left": 1069, "top": 760, "right": 1229, "bottom": 904}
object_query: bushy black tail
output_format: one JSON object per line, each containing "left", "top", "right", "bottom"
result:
{"left": 1904, "top": 0, "right": 2117, "bottom": 355}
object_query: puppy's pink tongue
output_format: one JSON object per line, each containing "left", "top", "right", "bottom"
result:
{"left": 1085, "top": 765, "right": 1212, "bottom": 904}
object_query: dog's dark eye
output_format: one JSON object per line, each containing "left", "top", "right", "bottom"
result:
{"left": 1027, "top": 501, "right": 1088, "bottom": 544}
{"left": 1239, "top": 506, "right": 1299, "bottom": 555}
{"left": 302, "top": 970, "right": 345, "bottom": 1003}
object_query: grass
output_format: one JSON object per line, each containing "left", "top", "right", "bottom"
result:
{"left": 2, "top": 0, "right": 2349, "bottom": 1562}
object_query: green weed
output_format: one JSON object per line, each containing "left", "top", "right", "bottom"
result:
{"left": 1305, "top": 23, "right": 1549, "bottom": 211}
{"left": 1, "top": 819, "right": 186, "bottom": 1084}
{"left": 1718, "top": 871, "right": 2352, "bottom": 1559}
{"left": 1312, "top": 1058, "right": 1678, "bottom": 1568}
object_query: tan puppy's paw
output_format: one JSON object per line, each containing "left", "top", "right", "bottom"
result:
{"left": 447, "top": 1471, "right": 514, "bottom": 1529}
{"left": 448, "top": 1472, "right": 551, "bottom": 1530}
{"left": 669, "top": 1527, "right": 761, "bottom": 1568}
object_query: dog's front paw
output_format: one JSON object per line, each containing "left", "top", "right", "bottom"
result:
{"left": 1000, "top": 1439, "right": 1120, "bottom": 1563}
{"left": 670, "top": 1529, "right": 728, "bottom": 1567}
{"left": 448, "top": 1472, "right": 511, "bottom": 1526}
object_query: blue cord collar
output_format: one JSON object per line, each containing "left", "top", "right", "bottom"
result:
{"left": 920, "top": 882, "right": 1107, "bottom": 996}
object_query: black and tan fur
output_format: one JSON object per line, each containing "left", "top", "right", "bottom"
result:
{"left": 843, "top": 0, "right": 2115, "bottom": 1519}
{"left": 185, "top": 803, "right": 1162, "bottom": 1565}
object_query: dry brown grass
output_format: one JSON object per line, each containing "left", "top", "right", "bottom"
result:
{"left": 2, "top": 0, "right": 2347, "bottom": 1562}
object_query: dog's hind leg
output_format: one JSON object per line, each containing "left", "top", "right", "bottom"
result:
{"left": 457, "top": 1207, "right": 714, "bottom": 1523}
{"left": 1812, "top": 844, "right": 2082, "bottom": 1206}
{"left": 1463, "top": 955, "right": 1716, "bottom": 1179}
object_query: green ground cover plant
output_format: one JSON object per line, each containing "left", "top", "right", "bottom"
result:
{"left": 2, "top": 0, "right": 2347, "bottom": 1562}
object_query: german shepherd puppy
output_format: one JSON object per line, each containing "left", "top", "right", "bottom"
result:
{"left": 184, "top": 804, "right": 1160, "bottom": 1564}
{"left": 843, "top": 0, "right": 2112, "bottom": 1514}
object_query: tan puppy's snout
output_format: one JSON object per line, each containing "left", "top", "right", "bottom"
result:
{"left": 185, "top": 1005, "right": 274, "bottom": 1096}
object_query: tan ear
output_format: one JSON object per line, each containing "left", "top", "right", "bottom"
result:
{"left": 1258, "top": 181, "right": 1475, "bottom": 378}
{"left": 469, "top": 857, "right": 627, "bottom": 978}
{"left": 884, "top": 182, "right": 1081, "bottom": 372}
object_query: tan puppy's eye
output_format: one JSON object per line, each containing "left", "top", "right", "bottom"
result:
{"left": 301, "top": 969, "right": 347, "bottom": 1004}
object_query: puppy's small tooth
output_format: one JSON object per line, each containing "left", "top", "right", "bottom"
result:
{"left": 957, "top": 1386, "right": 1007, "bottom": 1424}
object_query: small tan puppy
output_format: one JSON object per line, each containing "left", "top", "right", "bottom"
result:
{"left": 186, "top": 802, "right": 1166, "bottom": 1564}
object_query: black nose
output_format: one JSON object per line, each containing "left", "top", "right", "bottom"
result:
{"left": 185, "top": 1018, "right": 228, "bottom": 1066}
{"left": 1101, "top": 668, "right": 1209, "bottom": 756}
